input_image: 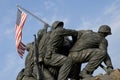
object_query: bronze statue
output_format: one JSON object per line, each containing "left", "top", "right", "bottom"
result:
{"left": 69, "top": 25, "right": 113, "bottom": 79}
{"left": 16, "top": 22, "right": 114, "bottom": 80}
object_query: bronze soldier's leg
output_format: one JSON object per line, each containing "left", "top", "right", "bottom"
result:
{"left": 80, "top": 49, "right": 106, "bottom": 78}
{"left": 43, "top": 68, "right": 55, "bottom": 80}
{"left": 33, "top": 64, "right": 55, "bottom": 80}
{"left": 68, "top": 63, "right": 81, "bottom": 80}
{"left": 44, "top": 54, "right": 73, "bottom": 80}
{"left": 68, "top": 52, "right": 84, "bottom": 80}
{"left": 47, "top": 66, "right": 59, "bottom": 80}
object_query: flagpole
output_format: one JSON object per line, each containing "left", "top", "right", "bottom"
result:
{"left": 16, "top": 4, "right": 49, "bottom": 26}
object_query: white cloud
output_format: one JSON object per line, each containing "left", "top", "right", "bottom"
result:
{"left": 1, "top": 9, "right": 16, "bottom": 39}
{"left": 103, "top": 0, "right": 120, "bottom": 33}
{"left": 43, "top": 14, "right": 70, "bottom": 27}
{"left": 79, "top": 0, "right": 120, "bottom": 32}
{"left": 104, "top": 0, "right": 120, "bottom": 15}
{"left": 109, "top": 13, "right": 120, "bottom": 33}
{"left": 4, "top": 28, "right": 14, "bottom": 36}
{"left": 44, "top": 0, "right": 56, "bottom": 10}
{"left": 51, "top": 16, "right": 69, "bottom": 25}
{"left": 80, "top": 17, "right": 93, "bottom": 30}
{"left": 104, "top": 4, "right": 117, "bottom": 15}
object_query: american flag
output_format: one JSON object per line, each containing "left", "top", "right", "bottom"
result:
{"left": 15, "top": 9, "right": 27, "bottom": 58}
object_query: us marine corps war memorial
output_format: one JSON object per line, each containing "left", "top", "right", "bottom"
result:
{"left": 16, "top": 5, "right": 120, "bottom": 80}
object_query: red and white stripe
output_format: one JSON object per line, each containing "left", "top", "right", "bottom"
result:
{"left": 15, "top": 12, "right": 27, "bottom": 58}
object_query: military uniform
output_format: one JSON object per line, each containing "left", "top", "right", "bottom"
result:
{"left": 24, "top": 42, "right": 34, "bottom": 77}
{"left": 69, "top": 25, "right": 113, "bottom": 78}
{"left": 44, "top": 21, "right": 78, "bottom": 80}
{"left": 38, "top": 30, "right": 58, "bottom": 80}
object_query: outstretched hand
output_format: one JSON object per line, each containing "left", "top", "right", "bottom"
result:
{"left": 106, "top": 67, "right": 113, "bottom": 75}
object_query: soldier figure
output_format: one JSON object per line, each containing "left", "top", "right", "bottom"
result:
{"left": 21, "top": 42, "right": 36, "bottom": 80}
{"left": 37, "top": 23, "right": 57, "bottom": 80}
{"left": 17, "top": 24, "right": 51, "bottom": 80}
{"left": 44, "top": 21, "right": 78, "bottom": 80}
{"left": 69, "top": 25, "right": 113, "bottom": 79}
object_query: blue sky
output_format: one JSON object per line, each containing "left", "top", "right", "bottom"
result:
{"left": 0, "top": 0, "right": 120, "bottom": 80}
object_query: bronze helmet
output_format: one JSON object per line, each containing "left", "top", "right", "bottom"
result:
{"left": 51, "top": 21, "right": 64, "bottom": 30}
{"left": 98, "top": 25, "right": 112, "bottom": 35}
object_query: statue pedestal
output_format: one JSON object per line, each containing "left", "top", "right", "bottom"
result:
{"left": 110, "top": 69, "right": 120, "bottom": 80}
{"left": 82, "top": 69, "right": 120, "bottom": 80}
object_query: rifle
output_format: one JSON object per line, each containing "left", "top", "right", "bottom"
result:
{"left": 34, "top": 34, "right": 43, "bottom": 80}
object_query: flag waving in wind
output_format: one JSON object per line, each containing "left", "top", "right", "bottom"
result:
{"left": 15, "top": 9, "right": 27, "bottom": 58}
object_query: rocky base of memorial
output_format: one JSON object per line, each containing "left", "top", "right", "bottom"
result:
{"left": 82, "top": 69, "right": 120, "bottom": 80}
